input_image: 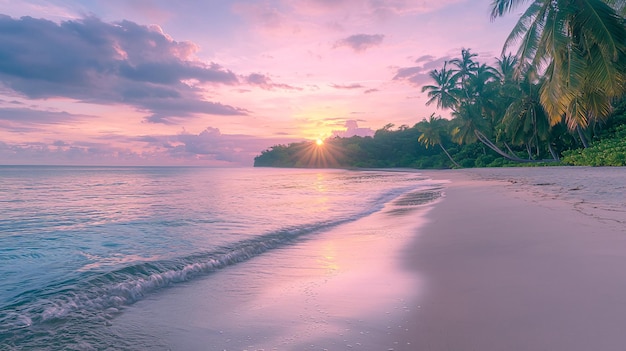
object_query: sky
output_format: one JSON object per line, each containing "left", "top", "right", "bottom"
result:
{"left": 0, "top": 0, "right": 522, "bottom": 166}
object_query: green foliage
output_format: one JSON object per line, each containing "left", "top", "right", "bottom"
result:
{"left": 256, "top": 1, "right": 626, "bottom": 169}
{"left": 254, "top": 124, "right": 457, "bottom": 169}
{"left": 254, "top": 107, "right": 626, "bottom": 169}
{"left": 491, "top": 0, "right": 626, "bottom": 131}
{"left": 562, "top": 124, "right": 626, "bottom": 166}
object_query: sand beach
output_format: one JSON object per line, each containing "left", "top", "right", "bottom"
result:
{"left": 107, "top": 166, "right": 626, "bottom": 350}
{"left": 400, "top": 166, "right": 626, "bottom": 350}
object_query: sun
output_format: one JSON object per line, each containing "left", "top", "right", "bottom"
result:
{"left": 293, "top": 137, "right": 343, "bottom": 167}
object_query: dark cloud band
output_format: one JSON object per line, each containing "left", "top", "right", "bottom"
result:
{"left": 0, "top": 15, "right": 245, "bottom": 122}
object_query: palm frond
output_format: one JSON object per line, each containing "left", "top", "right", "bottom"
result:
{"left": 577, "top": 0, "right": 625, "bottom": 61}
{"left": 566, "top": 97, "right": 589, "bottom": 130}
{"left": 502, "top": 1, "right": 543, "bottom": 56}
{"left": 490, "top": 0, "right": 531, "bottom": 20}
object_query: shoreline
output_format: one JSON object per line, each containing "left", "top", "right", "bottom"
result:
{"left": 395, "top": 167, "right": 626, "bottom": 350}
{"left": 106, "top": 166, "right": 626, "bottom": 350}
{"left": 110, "top": 178, "right": 444, "bottom": 350}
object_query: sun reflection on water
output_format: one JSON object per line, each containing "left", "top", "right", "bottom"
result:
{"left": 317, "top": 242, "right": 340, "bottom": 274}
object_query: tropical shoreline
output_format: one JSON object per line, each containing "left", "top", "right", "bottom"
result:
{"left": 395, "top": 167, "right": 626, "bottom": 350}
{"left": 110, "top": 166, "right": 626, "bottom": 350}
{"left": 105, "top": 170, "right": 444, "bottom": 350}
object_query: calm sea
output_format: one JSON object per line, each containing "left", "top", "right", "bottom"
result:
{"left": 0, "top": 166, "right": 441, "bottom": 350}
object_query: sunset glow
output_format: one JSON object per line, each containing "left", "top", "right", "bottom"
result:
{"left": 0, "top": 1, "right": 520, "bottom": 166}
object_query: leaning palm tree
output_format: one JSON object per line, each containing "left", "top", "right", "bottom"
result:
{"left": 421, "top": 62, "right": 463, "bottom": 111}
{"left": 417, "top": 114, "right": 461, "bottom": 168}
{"left": 452, "top": 102, "right": 545, "bottom": 162}
{"left": 491, "top": 0, "right": 626, "bottom": 147}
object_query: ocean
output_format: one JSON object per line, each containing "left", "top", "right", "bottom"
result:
{"left": 0, "top": 166, "right": 444, "bottom": 350}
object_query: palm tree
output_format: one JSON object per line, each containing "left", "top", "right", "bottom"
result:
{"left": 422, "top": 54, "right": 530, "bottom": 162}
{"left": 450, "top": 48, "right": 479, "bottom": 99}
{"left": 421, "top": 62, "right": 462, "bottom": 111}
{"left": 417, "top": 114, "right": 461, "bottom": 168}
{"left": 451, "top": 103, "right": 483, "bottom": 146}
{"left": 495, "top": 53, "right": 519, "bottom": 85}
{"left": 501, "top": 77, "right": 556, "bottom": 159}
{"left": 422, "top": 50, "right": 559, "bottom": 163}
{"left": 468, "top": 63, "right": 501, "bottom": 133}
{"left": 468, "top": 63, "right": 499, "bottom": 97}
{"left": 452, "top": 101, "right": 550, "bottom": 162}
{"left": 491, "top": 0, "right": 626, "bottom": 147}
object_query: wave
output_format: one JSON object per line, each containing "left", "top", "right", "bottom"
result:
{"left": 0, "top": 182, "right": 443, "bottom": 347}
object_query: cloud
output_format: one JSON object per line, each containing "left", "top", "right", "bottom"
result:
{"left": 393, "top": 55, "right": 451, "bottom": 87}
{"left": 0, "top": 107, "right": 92, "bottom": 133}
{"left": 0, "top": 126, "right": 301, "bottom": 166}
{"left": 415, "top": 54, "right": 436, "bottom": 64}
{"left": 332, "top": 120, "right": 374, "bottom": 138}
{"left": 146, "top": 127, "right": 302, "bottom": 165}
{"left": 0, "top": 107, "right": 83, "bottom": 125}
{"left": 334, "top": 34, "right": 385, "bottom": 52}
{"left": 367, "top": 0, "right": 467, "bottom": 18}
{"left": 0, "top": 15, "right": 246, "bottom": 123}
{"left": 364, "top": 88, "right": 379, "bottom": 94}
{"left": 141, "top": 99, "right": 249, "bottom": 124}
{"left": 330, "top": 83, "right": 365, "bottom": 90}
{"left": 290, "top": 0, "right": 467, "bottom": 20}
{"left": 232, "top": 2, "right": 289, "bottom": 31}
{"left": 0, "top": 140, "right": 149, "bottom": 165}
{"left": 244, "top": 73, "right": 302, "bottom": 91}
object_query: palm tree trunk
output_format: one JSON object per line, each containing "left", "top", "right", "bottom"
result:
{"left": 504, "top": 142, "right": 515, "bottom": 155}
{"left": 535, "top": 139, "right": 540, "bottom": 157}
{"left": 548, "top": 143, "right": 560, "bottom": 161}
{"left": 474, "top": 130, "right": 556, "bottom": 163}
{"left": 474, "top": 130, "right": 526, "bottom": 162}
{"left": 438, "top": 143, "right": 461, "bottom": 168}
{"left": 576, "top": 125, "right": 589, "bottom": 148}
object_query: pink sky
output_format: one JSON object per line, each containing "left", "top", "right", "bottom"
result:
{"left": 0, "top": 0, "right": 521, "bottom": 166}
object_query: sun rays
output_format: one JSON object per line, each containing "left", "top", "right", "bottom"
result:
{"left": 293, "top": 138, "right": 343, "bottom": 168}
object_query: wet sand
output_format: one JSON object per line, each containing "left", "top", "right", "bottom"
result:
{"left": 399, "top": 167, "right": 626, "bottom": 350}
{"left": 111, "top": 181, "right": 443, "bottom": 350}
{"left": 112, "top": 166, "right": 626, "bottom": 350}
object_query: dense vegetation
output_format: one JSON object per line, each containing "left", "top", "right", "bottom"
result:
{"left": 255, "top": 0, "right": 626, "bottom": 168}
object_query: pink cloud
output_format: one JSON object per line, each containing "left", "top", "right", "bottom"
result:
{"left": 330, "top": 83, "right": 365, "bottom": 90}
{"left": 332, "top": 120, "right": 374, "bottom": 138}
{"left": 393, "top": 55, "right": 451, "bottom": 87}
{"left": 0, "top": 126, "right": 302, "bottom": 166}
{"left": 334, "top": 34, "right": 385, "bottom": 52}
{"left": 0, "top": 15, "right": 245, "bottom": 124}
{"left": 244, "top": 73, "right": 303, "bottom": 91}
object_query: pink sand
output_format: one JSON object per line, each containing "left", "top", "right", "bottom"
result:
{"left": 398, "top": 167, "right": 626, "bottom": 350}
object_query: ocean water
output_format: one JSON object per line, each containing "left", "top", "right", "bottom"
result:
{"left": 0, "top": 166, "right": 442, "bottom": 350}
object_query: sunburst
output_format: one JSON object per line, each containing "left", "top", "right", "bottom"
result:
{"left": 292, "top": 138, "right": 344, "bottom": 168}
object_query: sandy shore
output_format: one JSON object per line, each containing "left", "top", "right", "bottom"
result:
{"left": 111, "top": 166, "right": 626, "bottom": 350}
{"left": 396, "top": 167, "right": 626, "bottom": 350}
{"left": 111, "top": 179, "right": 442, "bottom": 351}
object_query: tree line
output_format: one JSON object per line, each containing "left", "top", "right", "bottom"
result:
{"left": 255, "top": 0, "right": 626, "bottom": 169}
